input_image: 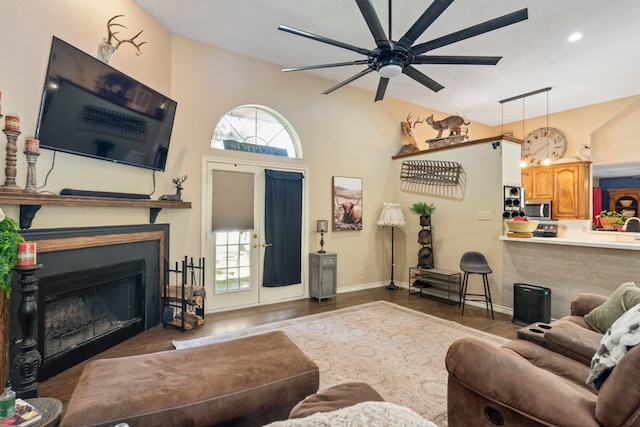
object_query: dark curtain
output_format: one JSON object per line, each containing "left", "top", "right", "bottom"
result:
{"left": 263, "top": 169, "right": 303, "bottom": 287}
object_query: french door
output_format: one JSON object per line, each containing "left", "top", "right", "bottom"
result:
{"left": 203, "top": 160, "right": 307, "bottom": 311}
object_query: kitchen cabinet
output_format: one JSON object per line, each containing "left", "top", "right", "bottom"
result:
{"left": 309, "top": 252, "right": 337, "bottom": 301}
{"left": 521, "top": 167, "right": 553, "bottom": 200}
{"left": 521, "top": 161, "right": 590, "bottom": 219}
{"left": 607, "top": 188, "right": 640, "bottom": 216}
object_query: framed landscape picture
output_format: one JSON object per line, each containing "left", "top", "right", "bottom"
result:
{"left": 332, "top": 176, "right": 363, "bottom": 231}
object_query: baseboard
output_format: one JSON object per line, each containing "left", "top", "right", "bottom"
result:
{"left": 337, "top": 281, "right": 514, "bottom": 317}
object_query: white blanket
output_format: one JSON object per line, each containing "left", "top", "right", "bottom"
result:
{"left": 264, "top": 401, "right": 437, "bottom": 427}
{"left": 587, "top": 301, "right": 640, "bottom": 388}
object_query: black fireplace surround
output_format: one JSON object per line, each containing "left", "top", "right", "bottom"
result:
{"left": 9, "top": 224, "right": 169, "bottom": 383}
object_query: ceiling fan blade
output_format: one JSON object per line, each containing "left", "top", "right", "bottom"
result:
{"left": 322, "top": 68, "right": 374, "bottom": 95}
{"left": 402, "top": 65, "right": 444, "bottom": 93}
{"left": 412, "top": 8, "right": 528, "bottom": 55}
{"left": 355, "top": 0, "right": 390, "bottom": 49}
{"left": 375, "top": 77, "right": 390, "bottom": 101}
{"left": 278, "top": 25, "right": 372, "bottom": 56}
{"left": 412, "top": 55, "right": 502, "bottom": 65}
{"left": 283, "top": 60, "right": 369, "bottom": 72}
{"left": 397, "top": 0, "right": 454, "bottom": 50}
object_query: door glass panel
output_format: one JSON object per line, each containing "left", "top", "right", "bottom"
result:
{"left": 214, "top": 231, "right": 252, "bottom": 293}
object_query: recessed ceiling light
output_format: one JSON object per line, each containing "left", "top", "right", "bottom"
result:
{"left": 568, "top": 32, "right": 583, "bottom": 42}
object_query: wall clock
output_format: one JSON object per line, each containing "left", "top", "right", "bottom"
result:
{"left": 522, "top": 127, "right": 567, "bottom": 166}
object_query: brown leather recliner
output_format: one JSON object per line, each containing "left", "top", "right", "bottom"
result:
{"left": 445, "top": 291, "right": 640, "bottom": 427}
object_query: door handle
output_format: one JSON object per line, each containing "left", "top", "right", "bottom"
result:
{"left": 262, "top": 243, "right": 272, "bottom": 248}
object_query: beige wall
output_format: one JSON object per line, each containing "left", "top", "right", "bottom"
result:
{"left": 3, "top": 1, "right": 639, "bottom": 311}
{"left": 491, "top": 95, "right": 640, "bottom": 167}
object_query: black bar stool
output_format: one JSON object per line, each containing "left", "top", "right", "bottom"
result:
{"left": 459, "top": 251, "right": 494, "bottom": 319}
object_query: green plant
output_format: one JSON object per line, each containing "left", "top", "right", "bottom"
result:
{"left": 409, "top": 202, "right": 436, "bottom": 217}
{"left": 0, "top": 212, "right": 24, "bottom": 298}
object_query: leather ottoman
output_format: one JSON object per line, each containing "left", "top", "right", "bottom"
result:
{"left": 60, "top": 330, "right": 319, "bottom": 427}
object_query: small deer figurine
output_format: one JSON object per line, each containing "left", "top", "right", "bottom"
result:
{"left": 97, "top": 15, "right": 147, "bottom": 63}
{"left": 160, "top": 176, "right": 187, "bottom": 201}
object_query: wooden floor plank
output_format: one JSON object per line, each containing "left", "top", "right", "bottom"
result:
{"left": 39, "top": 287, "right": 521, "bottom": 408}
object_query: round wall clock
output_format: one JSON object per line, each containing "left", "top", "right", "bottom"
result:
{"left": 522, "top": 127, "right": 567, "bottom": 166}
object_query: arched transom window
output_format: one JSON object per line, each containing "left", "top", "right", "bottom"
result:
{"left": 211, "top": 105, "right": 302, "bottom": 159}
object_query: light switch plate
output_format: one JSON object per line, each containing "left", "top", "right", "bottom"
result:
{"left": 476, "top": 211, "right": 493, "bottom": 220}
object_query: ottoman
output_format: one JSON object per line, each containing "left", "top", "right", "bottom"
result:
{"left": 60, "top": 330, "right": 319, "bottom": 427}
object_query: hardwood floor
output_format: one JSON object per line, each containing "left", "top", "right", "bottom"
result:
{"left": 39, "top": 287, "right": 521, "bottom": 409}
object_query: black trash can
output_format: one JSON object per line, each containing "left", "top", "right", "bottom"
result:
{"left": 513, "top": 283, "right": 551, "bottom": 325}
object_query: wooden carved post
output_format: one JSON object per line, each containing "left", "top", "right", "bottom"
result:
{"left": 12, "top": 264, "right": 43, "bottom": 398}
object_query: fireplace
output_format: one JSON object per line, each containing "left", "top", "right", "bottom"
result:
{"left": 9, "top": 224, "right": 168, "bottom": 383}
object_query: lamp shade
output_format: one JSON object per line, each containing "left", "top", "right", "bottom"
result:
{"left": 377, "top": 203, "right": 405, "bottom": 228}
{"left": 317, "top": 219, "right": 328, "bottom": 232}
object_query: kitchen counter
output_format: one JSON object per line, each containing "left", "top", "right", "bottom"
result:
{"left": 499, "top": 235, "right": 640, "bottom": 250}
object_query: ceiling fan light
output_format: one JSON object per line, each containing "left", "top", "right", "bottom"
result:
{"left": 379, "top": 64, "right": 403, "bottom": 78}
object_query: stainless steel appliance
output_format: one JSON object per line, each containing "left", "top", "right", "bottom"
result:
{"left": 525, "top": 200, "right": 552, "bottom": 220}
{"left": 532, "top": 220, "right": 558, "bottom": 237}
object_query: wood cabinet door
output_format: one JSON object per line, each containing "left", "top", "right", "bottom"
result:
{"left": 521, "top": 167, "right": 553, "bottom": 200}
{"left": 553, "top": 162, "right": 589, "bottom": 219}
{"left": 532, "top": 168, "right": 554, "bottom": 200}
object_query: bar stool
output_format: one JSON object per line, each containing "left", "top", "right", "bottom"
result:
{"left": 460, "top": 251, "right": 494, "bottom": 319}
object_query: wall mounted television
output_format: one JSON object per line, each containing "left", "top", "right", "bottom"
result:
{"left": 36, "top": 36, "right": 177, "bottom": 172}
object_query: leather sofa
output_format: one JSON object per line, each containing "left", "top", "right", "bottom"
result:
{"left": 445, "top": 290, "right": 640, "bottom": 426}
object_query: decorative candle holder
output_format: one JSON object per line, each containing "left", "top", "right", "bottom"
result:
{"left": 2, "top": 129, "right": 21, "bottom": 192}
{"left": 23, "top": 150, "right": 40, "bottom": 194}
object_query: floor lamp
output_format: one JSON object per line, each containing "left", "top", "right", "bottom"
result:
{"left": 377, "top": 203, "right": 405, "bottom": 290}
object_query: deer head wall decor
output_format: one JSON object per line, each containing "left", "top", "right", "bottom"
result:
{"left": 97, "top": 15, "right": 147, "bottom": 63}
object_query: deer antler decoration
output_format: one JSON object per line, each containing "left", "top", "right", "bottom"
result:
{"left": 97, "top": 15, "right": 147, "bottom": 63}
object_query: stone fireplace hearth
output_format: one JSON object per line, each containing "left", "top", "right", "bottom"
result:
{"left": 9, "top": 224, "right": 169, "bottom": 383}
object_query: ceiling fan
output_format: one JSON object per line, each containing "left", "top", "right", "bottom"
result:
{"left": 278, "top": 0, "right": 528, "bottom": 101}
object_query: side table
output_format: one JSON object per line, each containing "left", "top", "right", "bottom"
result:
{"left": 25, "top": 397, "right": 62, "bottom": 427}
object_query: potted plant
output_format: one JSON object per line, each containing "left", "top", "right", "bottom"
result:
{"left": 596, "top": 210, "right": 624, "bottom": 231}
{"left": 410, "top": 202, "right": 436, "bottom": 226}
{"left": 0, "top": 208, "right": 23, "bottom": 392}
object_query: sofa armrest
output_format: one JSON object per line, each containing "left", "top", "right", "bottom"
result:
{"left": 571, "top": 293, "right": 609, "bottom": 317}
{"left": 446, "top": 338, "right": 597, "bottom": 427}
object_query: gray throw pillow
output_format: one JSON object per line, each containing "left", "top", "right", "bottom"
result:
{"left": 584, "top": 282, "right": 638, "bottom": 334}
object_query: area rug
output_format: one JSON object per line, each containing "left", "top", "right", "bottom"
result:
{"left": 173, "top": 301, "right": 508, "bottom": 426}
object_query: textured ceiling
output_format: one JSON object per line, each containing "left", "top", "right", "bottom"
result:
{"left": 133, "top": 0, "right": 640, "bottom": 127}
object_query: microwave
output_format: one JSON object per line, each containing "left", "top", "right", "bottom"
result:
{"left": 525, "top": 200, "right": 552, "bottom": 220}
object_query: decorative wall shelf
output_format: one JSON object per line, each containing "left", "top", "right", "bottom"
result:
{"left": 0, "top": 192, "right": 191, "bottom": 229}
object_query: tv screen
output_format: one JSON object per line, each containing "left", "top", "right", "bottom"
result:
{"left": 36, "top": 36, "right": 177, "bottom": 172}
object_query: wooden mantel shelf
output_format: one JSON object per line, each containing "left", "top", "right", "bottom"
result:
{"left": 0, "top": 192, "right": 191, "bottom": 229}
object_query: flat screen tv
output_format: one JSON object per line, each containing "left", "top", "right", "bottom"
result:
{"left": 36, "top": 36, "right": 177, "bottom": 172}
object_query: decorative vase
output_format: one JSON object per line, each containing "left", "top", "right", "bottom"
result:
{"left": 419, "top": 215, "right": 431, "bottom": 226}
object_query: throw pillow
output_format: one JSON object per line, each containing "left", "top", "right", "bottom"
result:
{"left": 586, "top": 301, "right": 640, "bottom": 389}
{"left": 584, "top": 282, "right": 637, "bottom": 334}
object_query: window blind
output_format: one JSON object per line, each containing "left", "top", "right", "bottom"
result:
{"left": 211, "top": 170, "right": 254, "bottom": 231}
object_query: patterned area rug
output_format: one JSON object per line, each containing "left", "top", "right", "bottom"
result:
{"left": 173, "top": 301, "right": 507, "bottom": 426}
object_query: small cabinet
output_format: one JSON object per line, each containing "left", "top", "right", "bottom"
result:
{"left": 607, "top": 188, "right": 640, "bottom": 217}
{"left": 521, "top": 167, "right": 553, "bottom": 200}
{"left": 553, "top": 161, "right": 590, "bottom": 219}
{"left": 309, "top": 252, "right": 337, "bottom": 301}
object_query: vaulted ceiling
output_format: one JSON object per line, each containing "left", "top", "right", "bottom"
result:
{"left": 134, "top": 0, "right": 640, "bottom": 126}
